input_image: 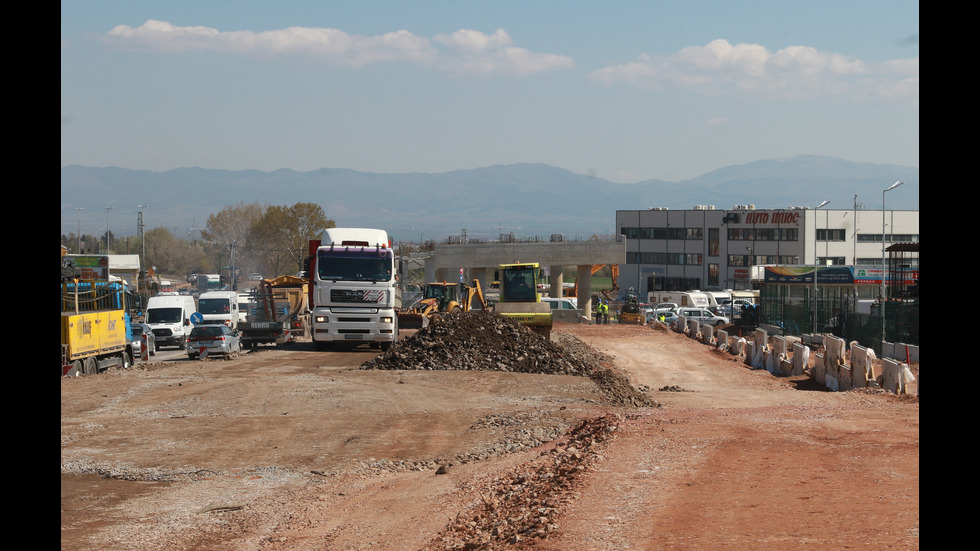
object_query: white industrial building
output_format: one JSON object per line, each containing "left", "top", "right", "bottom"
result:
{"left": 615, "top": 205, "right": 919, "bottom": 297}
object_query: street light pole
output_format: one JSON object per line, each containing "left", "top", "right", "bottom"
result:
{"left": 74, "top": 207, "right": 84, "bottom": 253}
{"left": 104, "top": 206, "right": 113, "bottom": 254}
{"left": 812, "top": 200, "right": 829, "bottom": 334}
{"left": 881, "top": 180, "right": 904, "bottom": 348}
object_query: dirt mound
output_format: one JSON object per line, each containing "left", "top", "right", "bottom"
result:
{"left": 362, "top": 310, "right": 659, "bottom": 407}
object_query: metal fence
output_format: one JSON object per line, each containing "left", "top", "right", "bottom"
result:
{"left": 758, "top": 285, "right": 918, "bottom": 353}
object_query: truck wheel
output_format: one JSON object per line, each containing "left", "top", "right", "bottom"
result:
{"left": 83, "top": 357, "right": 98, "bottom": 375}
{"left": 67, "top": 360, "right": 83, "bottom": 377}
{"left": 121, "top": 351, "right": 132, "bottom": 369}
{"left": 178, "top": 337, "right": 187, "bottom": 350}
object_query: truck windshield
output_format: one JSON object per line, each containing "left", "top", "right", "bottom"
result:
{"left": 198, "top": 299, "right": 232, "bottom": 314}
{"left": 147, "top": 307, "right": 183, "bottom": 324}
{"left": 317, "top": 249, "right": 393, "bottom": 282}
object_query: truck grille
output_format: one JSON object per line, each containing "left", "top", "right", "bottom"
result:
{"left": 152, "top": 328, "right": 173, "bottom": 337}
{"left": 337, "top": 317, "right": 372, "bottom": 322}
{"left": 330, "top": 289, "right": 386, "bottom": 304}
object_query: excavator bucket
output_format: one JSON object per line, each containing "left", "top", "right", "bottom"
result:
{"left": 397, "top": 311, "right": 429, "bottom": 329}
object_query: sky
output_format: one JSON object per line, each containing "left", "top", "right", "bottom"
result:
{"left": 61, "top": 1, "right": 918, "bottom": 188}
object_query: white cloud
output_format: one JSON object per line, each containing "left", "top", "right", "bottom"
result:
{"left": 99, "top": 20, "right": 573, "bottom": 76}
{"left": 588, "top": 39, "right": 918, "bottom": 103}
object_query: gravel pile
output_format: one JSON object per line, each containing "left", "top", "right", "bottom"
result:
{"left": 361, "top": 310, "right": 659, "bottom": 408}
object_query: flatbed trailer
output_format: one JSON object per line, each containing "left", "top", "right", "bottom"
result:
{"left": 239, "top": 279, "right": 290, "bottom": 349}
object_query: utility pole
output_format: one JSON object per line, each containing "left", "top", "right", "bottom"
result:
{"left": 104, "top": 206, "right": 113, "bottom": 254}
{"left": 74, "top": 207, "right": 84, "bottom": 253}
{"left": 138, "top": 205, "right": 148, "bottom": 297}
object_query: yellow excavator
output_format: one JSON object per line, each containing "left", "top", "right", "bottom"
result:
{"left": 398, "top": 279, "right": 488, "bottom": 329}
{"left": 492, "top": 263, "right": 553, "bottom": 340}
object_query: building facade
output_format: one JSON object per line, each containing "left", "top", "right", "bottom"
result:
{"left": 616, "top": 205, "right": 919, "bottom": 298}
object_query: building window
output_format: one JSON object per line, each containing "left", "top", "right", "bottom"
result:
{"left": 857, "top": 233, "right": 919, "bottom": 243}
{"left": 728, "top": 228, "right": 798, "bottom": 241}
{"left": 708, "top": 228, "right": 719, "bottom": 256}
{"left": 816, "top": 229, "right": 846, "bottom": 241}
{"left": 708, "top": 263, "right": 719, "bottom": 286}
{"left": 817, "top": 257, "right": 846, "bottom": 265}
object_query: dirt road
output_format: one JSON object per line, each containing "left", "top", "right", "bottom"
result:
{"left": 61, "top": 321, "right": 918, "bottom": 550}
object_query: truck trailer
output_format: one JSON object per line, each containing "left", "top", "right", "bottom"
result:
{"left": 61, "top": 279, "right": 137, "bottom": 376}
{"left": 307, "top": 228, "right": 400, "bottom": 351}
{"left": 239, "top": 275, "right": 310, "bottom": 348}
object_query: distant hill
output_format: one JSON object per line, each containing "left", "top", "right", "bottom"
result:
{"left": 60, "top": 155, "right": 919, "bottom": 242}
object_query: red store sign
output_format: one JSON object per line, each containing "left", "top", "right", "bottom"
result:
{"left": 744, "top": 211, "right": 800, "bottom": 225}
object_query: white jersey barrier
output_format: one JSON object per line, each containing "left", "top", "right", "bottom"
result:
{"left": 673, "top": 322, "right": 917, "bottom": 396}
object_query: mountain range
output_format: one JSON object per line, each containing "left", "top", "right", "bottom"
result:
{"left": 60, "top": 155, "right": 919, "bottom": 243}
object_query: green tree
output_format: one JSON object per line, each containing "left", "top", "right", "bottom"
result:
{"left": 249, "top": 202, "right": 335, "bottom": 277}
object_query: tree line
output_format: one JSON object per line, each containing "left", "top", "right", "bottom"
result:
{"left": 60, "top": 202, "right": 335, "bottom": 280}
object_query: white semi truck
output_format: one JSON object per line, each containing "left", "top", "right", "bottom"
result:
{"left": 307, "top": 228, "right": 400, "bottom": 351}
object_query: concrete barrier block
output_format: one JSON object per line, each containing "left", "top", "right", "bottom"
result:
{"left": 813, "top": 353, "right": 825, "bottom": 386}
{"left": 792, "top": 342, "right": 809, "bottom": 376}
{"left": 884, "top": 342, "right": 919, "bottom": 363}
{"left": 778, "top": 355, "right": 793, "bottom": 376}
{"left": 879, "top": 358, "right": 916, "bottom": 395}
{"left": 771, "top": 336, "right": 788, "bottom": 357}
{"left": 850, "top": 343, "right": 874, "bottom": 388}
{"left": 702, "top": 324, "right": 714, "bottom": 344}
{"left": 838, "top": 364, "right": 853, "bottom": 391}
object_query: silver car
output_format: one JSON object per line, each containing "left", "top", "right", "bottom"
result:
{"left": 676, "top": 308, "right": 730, "bottom": 326}
{"left": 187, "top": 324, "right": 243, "bottom": 360}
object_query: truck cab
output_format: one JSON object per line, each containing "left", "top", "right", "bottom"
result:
{"left": 198, "top": 290, "right": 241, "bottom": 330}
{"left": 308, "top": 228, "right": 399, "bottom": 351}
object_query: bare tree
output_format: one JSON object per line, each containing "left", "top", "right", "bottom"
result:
{"left": 249, "top": 202, "right": 335, "bottom": 276}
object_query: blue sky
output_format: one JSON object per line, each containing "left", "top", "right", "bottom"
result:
{"left": 61, "top": 1, "right": 918, "bottom": 185}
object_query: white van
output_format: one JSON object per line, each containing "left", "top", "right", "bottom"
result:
{"left": 541, "top": 297, "right": 578, "bottom": 310}
{"left": 198, "top": 291, "right": 241, "bottom": 330}
{"left": 144, "top": 294, "right": 197, "bottom": 350}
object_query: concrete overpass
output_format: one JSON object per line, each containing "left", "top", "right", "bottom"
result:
{"left": 421, "top": 237, "right": 626, "bottom": 317}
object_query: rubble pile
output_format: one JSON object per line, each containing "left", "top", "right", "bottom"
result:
{"left": 361, "top": 310, "right": 658, "bottom": 407}
{"left": 421, "top": 413, "right": 627, "bottom": 550}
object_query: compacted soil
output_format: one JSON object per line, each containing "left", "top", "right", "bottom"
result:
{"left": 61, "top": 315, "right": 919, "bottom": 550}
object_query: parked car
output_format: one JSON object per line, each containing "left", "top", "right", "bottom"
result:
{"left": 130, "top": 322, "right": 156, "bottom": 357}
{"left": 653, "top": 302, "right": 679, "bottom": 313}
{"left": 186, "top": 324, "right": 242, "bottom": 360}
{"left": 675, "top": 307, "right": 730, "bottom": 326}
{"left": 647, "top": 310, "right": 679, "bottom": 324}
{"left": 249, "top": 273, "right": 263, "bottom": 280}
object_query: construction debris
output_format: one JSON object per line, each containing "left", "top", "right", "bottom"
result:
{"left": 361, "top": 310, "right": 658, "bottom": 408}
